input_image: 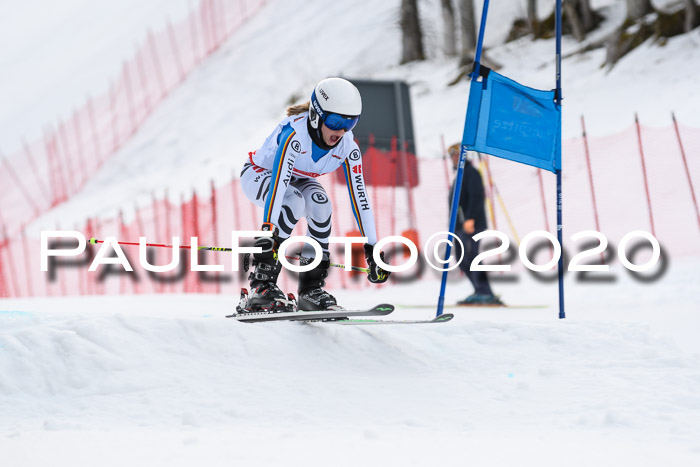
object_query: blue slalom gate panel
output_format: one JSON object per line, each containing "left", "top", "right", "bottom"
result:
{"left": 463, "top": 68, "right": 561, "bottom": 173}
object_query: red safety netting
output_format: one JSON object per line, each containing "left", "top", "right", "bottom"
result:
{"left": 1, "top": 121, "right": 700, "bottom": 298}
{"left": 0, "top": 0, "right": 268, "bottom": 238}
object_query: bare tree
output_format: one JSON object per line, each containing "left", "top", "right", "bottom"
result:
{"left": 446, "top": 0, "right": 501, "bottom": 82}
{"left": 441, "top": 0, "right": 458, "bottom": 57}
{"left": 527, "top": 0, "right": 539, "bottom": 36}
{"left": 400, "top": 0, "right": 425, "bottom": 64}
{"left": 606, "top": 0, "right": 655, "bottom": 67}
{"left": 579, "top": 0, "right": 595, "bottom": 31}
{"left": 563, "top": 0, "right": 597, "bottom": 42}
{"left": 564, "top": 0, "right": 586, "bottom": 42}
{"left": 458, "top": 0, "right": 477, "bottom": 65}
{"left": 683, "top": 0, "right": 699, "bottom": 32}
{"left": 625, "top": 0, "right": 653, "bottom": 21}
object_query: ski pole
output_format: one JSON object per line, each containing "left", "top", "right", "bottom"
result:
{"left": 476, "top": 156, "right": 520, "bottom": 244}
{"left": 492, "top": 185, "right": 520, "bottom": 245}
{"left": 87, "top": 237, "right": 370, "bottom": 273}
{"left": 476, "top": 154, "right": 498, "bottom": 231}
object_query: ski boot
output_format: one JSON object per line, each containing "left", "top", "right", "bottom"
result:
{"left": 236, "top": 234, "right": 294, "bottom": 314}
{"left": 457, "top": 294, "right": 504, "bottom": 307}
{"left": 297, "top": 258, "right": 344, "bottom": 318}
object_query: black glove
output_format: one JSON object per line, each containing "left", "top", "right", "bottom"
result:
{"left": 364, "top": 243, "right": 390, "bottom": 284}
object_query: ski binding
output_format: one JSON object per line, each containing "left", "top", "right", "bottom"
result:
{"left": 228, "top": 289, "right": 394, "bottom": 323}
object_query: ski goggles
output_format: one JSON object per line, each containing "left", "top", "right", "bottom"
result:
{"left": 323, "top": 112, "right": 360, "bottom": 132}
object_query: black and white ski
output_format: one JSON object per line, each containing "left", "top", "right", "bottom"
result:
{"left": 324, "top": 313, "right": 454, "bottom": 325}
{"left": 228, "top": 304, "right": 395, "bottom": 323}
{"left": 396, "top": 303, "right": 547, "bottom": 310}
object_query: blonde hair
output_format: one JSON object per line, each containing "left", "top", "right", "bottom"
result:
{"left": 287, "top": 101, "right": 310, "bottom": 117}
{"left": 447, "top": 143, "right": 461, "bottom": 157}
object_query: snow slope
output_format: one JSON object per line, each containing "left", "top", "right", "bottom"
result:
{"left": 1, "top": 261, "right": 700, "bottom": 466}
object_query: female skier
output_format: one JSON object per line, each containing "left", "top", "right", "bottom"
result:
{"left": 238, "top": 77, "right": 390, "bottom": 313}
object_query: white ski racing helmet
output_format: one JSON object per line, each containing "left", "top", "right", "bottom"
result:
{"left": 309, "top": 77, "right": 362, "bottom": 131}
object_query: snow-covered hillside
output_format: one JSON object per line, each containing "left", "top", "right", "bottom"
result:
{"left": 4, "top": 0, "right": 697, "bottom": 232}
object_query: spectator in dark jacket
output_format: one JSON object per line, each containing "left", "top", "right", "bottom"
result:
{"left": 448, "top": 143, "right": 503, "bottom": 306}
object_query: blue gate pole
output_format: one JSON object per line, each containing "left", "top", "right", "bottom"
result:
{"left": 471, "top": 0, "right": 490, "bottom": 79}
{"left": 437, "top": 0, "right": 490, "bottom": 317}
{"left": 437, "top": 144, "right": 468, "bottom": 317}
{"left": 555, "top": 0, "right": 565, "bottom": 319}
